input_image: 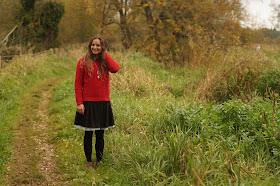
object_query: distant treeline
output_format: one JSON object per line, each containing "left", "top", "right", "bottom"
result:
{"left": 263, "top": 28, "right": 280, "bottom": 39}
{"left": 257, "top": 28, "right": 280, "bottom": 41}
{"left": 1, "top": 0, "right": 280, "bottom": 64}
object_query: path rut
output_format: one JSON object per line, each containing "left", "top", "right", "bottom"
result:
{"left": 5, "top": 78, "right": 65, "bottom": 185}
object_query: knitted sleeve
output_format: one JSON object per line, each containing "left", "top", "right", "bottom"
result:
{"left": 106, "top": 53, "right": 120, "bottom": 73}
{"left": 75, "top": 58, "right": 85, "bottom": 105}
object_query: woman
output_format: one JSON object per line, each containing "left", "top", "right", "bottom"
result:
{"left": 74, "top": 34, "right": 120, "bottom": 168}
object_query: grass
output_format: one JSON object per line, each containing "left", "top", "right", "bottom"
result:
{"left": 48, "top": 47, "right": 280, "bottom": 185}
{"left": 1, "top": 44, "right": 280, "bottom": 185}
{"left": 0, "top": 49, "right": 79, "bottom": 184}
{"left": 6, "top": 85, "right": 45, "bottom": 184}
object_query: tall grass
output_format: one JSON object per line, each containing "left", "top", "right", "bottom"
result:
{"left": 194, "top": 46, "right": 276, "bottom": 102}
{"left": 0, "top": 42, "right": 279, "bottom": 184}
{"left": 48, "top": 47, "right": 280, "bottom": 185}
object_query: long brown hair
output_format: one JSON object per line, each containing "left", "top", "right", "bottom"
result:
{"left": 81, "top": 34, "right": 109, "bottom": 77}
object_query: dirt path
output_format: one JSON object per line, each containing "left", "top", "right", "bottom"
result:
{"left": 5, "top": 78, "right": 65, "bottom": 185}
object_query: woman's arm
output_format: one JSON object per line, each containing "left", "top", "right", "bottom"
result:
{"left": 75, "top": 58, "right": 85, "bottom": 105}
{"left": 106, "top": 53, "right": 120, "bottom": 73}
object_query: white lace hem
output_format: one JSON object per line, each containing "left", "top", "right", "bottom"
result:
{"left": 74, "top": 124, "right": 115, "bottom": 131}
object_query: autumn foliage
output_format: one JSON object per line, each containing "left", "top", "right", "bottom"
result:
{"left": 60, "top": 0, "right": 244, "bottom": 64}
{"left": 133, "top": 0, "right": 244, "bottom": 64}
{"left": 2, "top": 0, "right": 279, "bottom": 64}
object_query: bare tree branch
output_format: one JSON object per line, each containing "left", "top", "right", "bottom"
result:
{"left": 1, "top": 22, "right": 20, "bottom": 47}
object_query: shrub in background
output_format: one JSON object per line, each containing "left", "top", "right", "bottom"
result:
{"left": 149, "top": 97, "right": 280, "bottom": 161}
{"left": 195, "top": 47, "right": 277, "bottom": 103}
{"left": 13, "top": 0, "right": 64, "bottom": 51}
{"left": 257, "top": 69, "right": 280, "bottom": 96}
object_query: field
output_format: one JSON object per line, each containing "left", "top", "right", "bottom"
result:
{"left": 0, "top": 45, "right": 280, "bottom": 185}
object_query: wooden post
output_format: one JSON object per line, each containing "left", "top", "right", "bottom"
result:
{"left": 0, "top": 56, "right": 2, "bottom": 69}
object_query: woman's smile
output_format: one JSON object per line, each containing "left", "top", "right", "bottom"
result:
{"left": 91, "top": 39, "right": 102, "bottom": 54}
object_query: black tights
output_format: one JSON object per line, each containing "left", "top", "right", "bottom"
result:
{"left": 84, "top": 130, "right": 104, "bottom": 162}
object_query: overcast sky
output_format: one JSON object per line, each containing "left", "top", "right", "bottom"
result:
{"left": 242, "top": 0, "right": 280, "bottom": 29}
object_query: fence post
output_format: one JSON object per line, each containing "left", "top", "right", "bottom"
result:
{"left": 0, "top": 56, "right": 2, "bottom": 69}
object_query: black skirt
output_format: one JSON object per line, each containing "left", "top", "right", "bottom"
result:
{"left": 74, "top": 101, "right": 115, "bottom": 131}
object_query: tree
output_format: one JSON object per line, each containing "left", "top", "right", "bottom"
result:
{"left": 108, "top": 0, "right": 132, "bottom": 49}
{"left": 0, "top": 0, "right": 20, "bottom": 39}
{"left": 139, "top": 0, "right": 161, "bottom": 55}
{"left": 15, "top": 0, "right": 36, "bottom": 46}
{"left": 14, "top": 0, "right": 65, "bottom": 50}
{"left": 272, "top": 3, "right": 280, "bottom": 30}
{"left": 57, "top": 0, "right": 121, "bottom": 46}
{"left": 58, "top": 0, "right": 99, "bottom": 44}
{"left": 130, "top": 0, "right": 244, "bottom": 64}
{"left": 36, "top": 2, "right": 64, "bottom": 49}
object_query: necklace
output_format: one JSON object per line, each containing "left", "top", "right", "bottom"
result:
{"left": 93, "top": 61, "right": 101, "bottom": 79}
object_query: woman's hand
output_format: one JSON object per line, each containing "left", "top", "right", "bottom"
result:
{"left": 77, "top": 104, "right": 85, "bottom": 115}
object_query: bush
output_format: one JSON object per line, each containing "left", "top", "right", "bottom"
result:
{"left": 194, "top": 47, "right": 277, "bottom": 102}
{"left": 149, "top": 97, "right": 280, "bottom": 160}
{"left": 257, "top": 69, "right": 280, "bottom": 96}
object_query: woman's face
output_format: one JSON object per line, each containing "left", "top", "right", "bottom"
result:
{"left": 91, "top": 39, "right": 102, "bottom": 55}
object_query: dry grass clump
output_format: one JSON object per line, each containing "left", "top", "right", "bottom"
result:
{"left": 58, "top": 43, "right": 86, "bottom": 59}
{"left": 111, "top": 67, "right": 156, "bottom": 97}
{"left": 194, "top": 47, "right": 276, "bottom": 102}
{"left": 110, "top": 53, "right": 170, "bottom": 98}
